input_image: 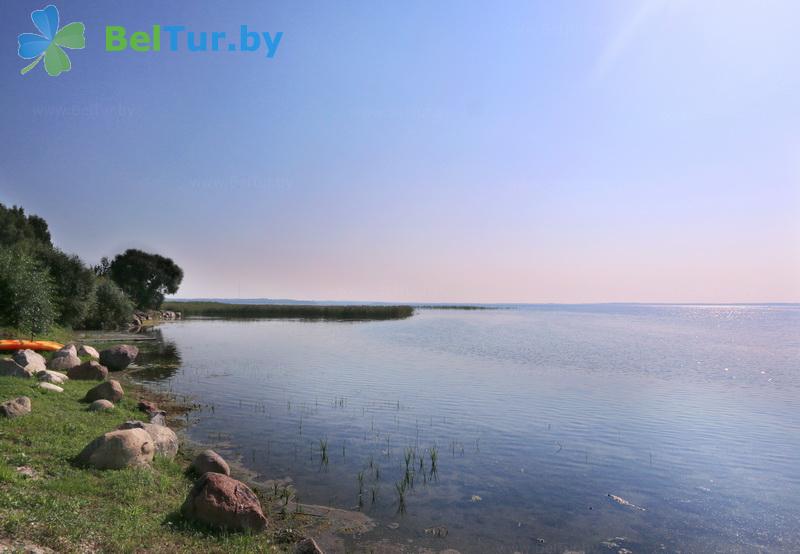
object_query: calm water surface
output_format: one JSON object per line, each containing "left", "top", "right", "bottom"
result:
{"left": 134, "top": 305, "right": 800, "bottom": 553}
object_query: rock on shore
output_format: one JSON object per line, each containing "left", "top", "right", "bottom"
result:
{"left": 0, "top": 396, "right": 31, "bottom": 418}
{"left": 13, "top": 350, "right": 46, "bottom": 374}
{"left": 68, "top": 360, "right": 109, "bottom": 381}
{"left": 99, "top": 345, "right": 139, "bottom": 371}
{"left": 84, "top": 380, "right": 124, "bottom": 403}
{"left": 0, "top": 358, "right": 35, "bottom": 378}
{"left": 117, "top": 420, "right": 178, "bottom": 459}
{"left": 191, "top": 449, "right": 231, "bottom": 476}
{"left": 76, "top": 428, "right": 155, "bottom": 469}
{"left": 181, "top": 472, "right": 268, "bottom": 532}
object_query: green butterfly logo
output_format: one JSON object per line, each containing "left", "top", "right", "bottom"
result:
{"left": 18, "top": 5, "right": 85, "bottom": 77}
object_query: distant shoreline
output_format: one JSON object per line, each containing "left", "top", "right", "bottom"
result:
{"left": 161, "top": 300, "right": 414, "bottom": 320}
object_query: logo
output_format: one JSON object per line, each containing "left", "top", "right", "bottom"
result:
{"left": 18, "top": 5, "right": 85, "bottom": 77}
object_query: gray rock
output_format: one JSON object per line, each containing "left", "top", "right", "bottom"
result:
{"left": 48, "top": 352, "right": 81, "bottom": 371}
{"left": 13, "top": 349, "right": 46, "bottom": 373}
{"left": 39, "top": 382, "right": 63, "bottom": 393}
{"left": 191, "top": 449, "right": 230, "bottom": 476}
{"left": 117, "top": 420, "right": 178, "bottom": 458}
{"left": 77, "top": 345, "right": 100, "bottom": 359}
{"left": 76, "top": 428, "right": 155, "bottom": 469}
{"left": 84, "top": 379, "right": 124, "bottom": 403}
{"left": 0, "top": 357, "right": 34, "bottom": 378}
{"left": 149, "top": 411, "right": 167, "bottom": 426}
{"left": 88, "top": 399, "right": 115, "bottom": 412}
{"left": 54, "top": 344, "right": 78, "bottom": 357}
{"left": 68, "top": 360, "right": 108, "bottom": 381}
{"left": 294, "top": 538, "right": 325, "bottom": 554}
{"left": 99, "top": 345, "right": 139, "bottom": 371}
{"left": 0, "top": 396, "right": 31, "bottom": 418}
{"left": 181, "top": 472, "right": 268, "bottom": 532}
{"left": 36, "top": 370, "right": 69, "bottom": 385}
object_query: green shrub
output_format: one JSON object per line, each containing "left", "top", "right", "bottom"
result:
{"left": 0, "top": 247, "right": 57, "bottom": 338}
{"left": 82, "top": 277, "right": 134, "bottom": 330}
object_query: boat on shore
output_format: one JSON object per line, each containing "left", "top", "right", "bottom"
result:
{"left": 0, "top": 339, "right": 63, "bottom": 352}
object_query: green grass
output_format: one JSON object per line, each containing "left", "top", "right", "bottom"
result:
{"left": 0, "top": 325, "right": 75, "bottom": 344}
{"left": 162, "top": 301, "right": 414, "bottom": 321}
{"left": 0, "top": 376, "right": 287, "bottom": 553}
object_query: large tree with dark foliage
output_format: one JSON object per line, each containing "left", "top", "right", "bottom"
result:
{"left": 109, "top": 249, "right": 183, "bottom": 310}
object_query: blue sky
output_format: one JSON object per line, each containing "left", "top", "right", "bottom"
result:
{"left": 1, "top": 0, "right": 798, "bottom": 302}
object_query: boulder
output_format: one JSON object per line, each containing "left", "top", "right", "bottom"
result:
{"left": 0, "top": 396, "right": 31, "bottom": 418}
{"left": 84, "top": 379, "right": 124, "bottom": 403}
{"left": 36, "top": 370, "right": 69, "bottom": 385}
{"left": 13, "top": 349, "right": 47, "bottom": 373}
{"left": 294, "top": 538, "right": 324, "bottom": 554}
{"left": 88, "top": 399, "right": 115, "bottom": 412}
{"left": 149, "top": 410, "right": 167, "bottom": 426}
{"left": 39, "top": 382, "right": 63, "bottom": 393}
{"left": 99, "top": 345, "right": 139, "bottom": 371}
{"left": 117, "top": 420, "right": 178, "bottom": 459}
{"left": 54, "top": 344, "right": 78, "bottom": 357}
{"left": 49, "top": 352, "right": 81, "bottom": 371}
{"left": 0, "top": 358, "right": 34, "bottom": 378}
{"left": 191, "top": 449, "right": 230, "bottom": 476}
{"left": 77, "top": 345, "right": 100, "bottom": 359}
{"left": 137, "top": 400, "right": 158, "bottom": 414}
{"left": 68, "top": 360, "right": 109, "bottom": 381}
{"left": 76, "top": 428, "right": 154, "bottom": 470}
{"left": 181, "top": 472, "right": 268, "bottom": 532}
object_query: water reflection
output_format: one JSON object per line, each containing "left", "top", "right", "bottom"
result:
{"left": 134, "top": 306, "right": 800, "bottom": 553}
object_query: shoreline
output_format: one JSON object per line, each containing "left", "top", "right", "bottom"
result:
{"left": 0, "top": 328, "right": 386, "bottom": 553}
{"left": 122, "top": 367, "right": 378, "bottom": 552}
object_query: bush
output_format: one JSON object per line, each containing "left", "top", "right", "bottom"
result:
{"left": 82, "top": 278, "right": 134, "bottom": 330}
{"left": 0, "top": 247, "right": 57, "bottom": 338}
{"left": 34, "top": 245, "right": 96, "bottom": 328}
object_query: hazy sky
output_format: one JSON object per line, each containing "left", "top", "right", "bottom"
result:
{"left": 1, "top": 1, "right": 799, "bottom": 303}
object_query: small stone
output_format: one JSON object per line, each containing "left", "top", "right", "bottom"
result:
{"left": 84, "top": 379, "right": 124, "bottom": 403}
{"left": 77, "top": 345, "right": 100, "bottom": 359}
{"left": 88, "top": 399, "right": 115, "bottom": 412}
{"left": 36, "top": 370, "right": 68, "bottom": 385}
{"left": 15, "top": 465, "right": 38, "bottom": 479}
{"left": 0, "top": 396, "right": 31, "bottom": 418}
{"left": 149, "top": 410, "right": 167, "bottom": 426}
{"left": 294, "top": 537, "right": 324, "bottom": 554}
{"left": 137, "top": 400, "right": 158, "bottom": 413}
{"left": 191, "top": 449, "right": 231, "bottom": 476}
{"left": 39, "top": 382, "right": 63, "bottom": 393}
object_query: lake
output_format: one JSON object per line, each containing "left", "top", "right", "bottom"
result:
{"left": 133, "top": 304, "right": 800, "bottom": 553}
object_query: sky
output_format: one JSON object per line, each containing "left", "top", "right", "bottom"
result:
{"left": 1, "top": 0, "right": 799, "bottom": 303}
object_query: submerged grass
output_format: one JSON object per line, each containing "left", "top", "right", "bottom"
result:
{"left": 0, "top": 376, "right": 287, "bottom": 553}
{"left": 162, "top": 301, "right": 414, "bottom": 321}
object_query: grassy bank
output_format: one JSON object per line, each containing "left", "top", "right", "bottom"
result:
{"left": 163, "top": 301, "right": 414, "bottom": 320}
{"left": 0, "top": 376, "right": 292, "bottom": 553}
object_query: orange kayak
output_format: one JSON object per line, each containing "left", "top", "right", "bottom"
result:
{"left": 0, "top": 339, "right": 64, "bottom": 352}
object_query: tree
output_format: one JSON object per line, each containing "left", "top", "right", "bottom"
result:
{"left": 82, "top": 278, "right": 134, "bottom": 330}
{"left": 109, "top": 249, "right": 183, "bottom": 310}
{"left": 0, "top": 204, "right": 52, "bottom": 248}
{"left": 0, "top": 247, "right": 57, "bottom": 338}
{"left": 34, "top": 245, "right": 95, "bottom": 327}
